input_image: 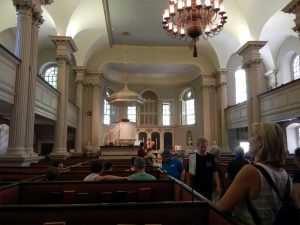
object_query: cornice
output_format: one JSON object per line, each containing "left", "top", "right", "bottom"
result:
{"left": 235, "top": 41, "right": 267, "bottom": 56}
{"left": 50, "top": 36, "right": 78, "bottom": 53}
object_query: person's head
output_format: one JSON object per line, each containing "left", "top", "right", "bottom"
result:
{"left": 235, "top": 146, "right": 245, "bottom": 158}
{"left": 103, "top": 161, "right": 113, "bottom": 172}
{"left": 210, "top": 145, "right": 221, "bottom": 161}
{"left": 197, "top": 138, "right": 208, "bottom": 155}
{"left": 295, "top": 148, "right": 300, "bottom": 166}
{"left": 161, "top": 149, "right": 172, "bottom": 161}
{"left": 90, "top": 159, "right": 103, "bottom": 174}
{"left": 130, "top": 156, "right": 136, "bottom": 166}
{"left": 134, "top": 157, "right": 146, "bottom": 172}
{"left": 52, "top": 160, "right": 64, "bottom": 172}
{"left": 46, "top": 167, "right": 59, "bottom": 181}
{"left": 250, "top": 122, "right": 287, "bottom": 167}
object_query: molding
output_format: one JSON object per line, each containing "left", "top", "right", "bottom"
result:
{"left": 235, "top": 41, "right": 267, "bottom": 56}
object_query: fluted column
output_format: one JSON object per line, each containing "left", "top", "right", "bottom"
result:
{"left": 0, "top": 1, "right": 33, "bottom": 166}
{"left": 50, "top": 36, "right": 77, "bottom": 159}
{"left": 90, "top": 75, "right": 101, "bottom": 153}
{"left": 73, "top": 66, "right": 86, "bottom": 155}
{"left": 215, "top": 69, "right": 229, "bottom": 151}
{"left": 25, "top": 9, "right": 43, "bottom": 160}
{"left": 282, "top": 0, "right": 300, "bottom": 39}
{"left": 236, "top": 41, "right": 267, "bottom": 139}
{"left": 200, "top": 75, "right": 216, "bottom": 144}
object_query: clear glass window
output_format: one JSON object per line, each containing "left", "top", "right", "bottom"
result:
{"left": 43, "top": 66, "right": 58, "bottom": 88}
{"left": 235, "top": 68, "right": 247, "bottom": 104}
{"left": 181, "top": 89, "right": 195, "bottom": 125}
{"left": 127, "top": 106, "right": 136, "bottom": 123}
{"left": 104, "top": 91, "right": 111, "bottom": 125}
{"left": 162, "top": 103, "right": 170, "bottom": 126}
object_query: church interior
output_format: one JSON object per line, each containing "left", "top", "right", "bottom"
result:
{"left": 0, "top": 0, "right": 300, "bottom": 224}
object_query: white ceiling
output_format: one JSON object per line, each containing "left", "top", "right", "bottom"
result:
{"left": 0, "top": 0, "right": 297, "bottom": 85}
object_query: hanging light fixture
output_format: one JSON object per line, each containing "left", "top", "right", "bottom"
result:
{"left": 162, "top": 0, "right": 227, "bottom": 57}
{"left": 105, "top": 32, "right": 144, "bottom": 106}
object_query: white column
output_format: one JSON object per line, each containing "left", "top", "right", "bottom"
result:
{"left": 215, "top": 69, "right": 229, "bottom": 151}
{"left": 200, "top": 75, "right": 216, "bottom": 144}
{"left": 25, "top": 10, "right": 43, "bottom": 160}
{"left": 73, "top": 66, "right": 86, "bottom": 155}
{"left": 236, "top": 41, "right": 267, "bottom": 139}
{"left": 50, "top": 36, "right": 77, "bottom": 159}
{"left": 0, "top": 1, "right": 33, "bottom": 166}
{"left": 91, "top": 78, "right": 101, "bottom": 152}
{"left": 282, "top": 0, "right": 300, "bottom": 39}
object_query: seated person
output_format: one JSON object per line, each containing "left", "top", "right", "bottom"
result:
{"left": 103, "top": 161, "right": 113, "bottom": 172}
{"left": 46, "top": 167, "right": 59, "bottom": 181}
{"left": 52, "top": 160, "right": 64, "bottom": 172}
{"left": 137, "top": 142, "right": 145, "bottom": 157}
{"left": 128, "top": 157, "right": 156, "bottom": 181}
{"left": 128, "top": 156, "right": 136, "bottom": 171}
{"left": 161, "top": 149, "right": 185, "bottom": 181}
{"left": 84, "top": 159, "right": 126, "bottom": 181}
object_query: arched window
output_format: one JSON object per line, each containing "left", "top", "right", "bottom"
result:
{"left": 103, "top": 89, "right": 115, "bottom": 125}
{"left": 235, "top": 68, "right": 247, "bottom": 104}
{"left": 181, "top": 89, "right": 195, "bottom": 125}
{"left": 292, "top": 54, "right": 300, "bottom": 80}
{"left": 41, "top": 63, "right": 58, "bottom": 88}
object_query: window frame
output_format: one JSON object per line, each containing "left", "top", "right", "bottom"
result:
{"left": 235, "top": 68, "right": 247, "bottom": 104}
{"left": 181, "top": 89, "right": 195, "bottom": 125}
{"left": 41, "top": 63, "right": 58, "bottom": 88}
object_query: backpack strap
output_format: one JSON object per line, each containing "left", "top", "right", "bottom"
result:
{"left": 254, "top": 164, "right": 290, "bottom": 202}
{"left": 245, "top": 195, "right": 262, "bottom": 225}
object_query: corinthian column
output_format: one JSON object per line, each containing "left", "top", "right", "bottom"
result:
{"left": 73, "top": 66, "right": 86, "bottom": 155}
{"left": 0, "top": 1, "right": 33, "bottom": 166}
{"left": 50, "top": 36, "right": 77, "bottom": 159}
{"left": 215, "top": 69, "right": 229, "bottom": 151}
{"left": 282, "top": 0, "right": 300, "bottom": 39}
{"left": 200, "top": 74, "right": 216, "bottom": 145}
{"left": 25, "top": 9, "right": 44, "bottom": 161}
{"left": 236, "top": 41, "right": 267, "bottom": 139}
{"left": 90, "top": 73, "right": 101, "bottom": 153}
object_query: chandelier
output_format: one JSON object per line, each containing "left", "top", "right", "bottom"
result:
{"left": 162, "top": 0, "right": 227, "bottom": 57}
{"left": 105, "top": 32, "right": 144, "bottom": 106}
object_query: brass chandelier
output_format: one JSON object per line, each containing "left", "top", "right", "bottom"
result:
{"left": 162, "top": 0, "right": 227, "bottom": 57}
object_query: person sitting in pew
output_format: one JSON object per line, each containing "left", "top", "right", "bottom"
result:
{"left": 128, "top": 157, "right": 156, "bottom": 181}
{"left": 128, "top": 156, "right": 136, "bottom": 171}
{"left": 103, "top": 161, "right": 113, "bottom": 172}
{"left": 46, "top": 167, "right": 59, "bottom": 181}
{"left": 52, "top": 160, "right": 64, "bottom": 173}
{"left": 84, "top": 159, "right": 127, "bottom": 181}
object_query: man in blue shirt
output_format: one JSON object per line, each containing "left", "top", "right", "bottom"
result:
{"left": 161, "top": 149, "right": 185, "bottom": 181}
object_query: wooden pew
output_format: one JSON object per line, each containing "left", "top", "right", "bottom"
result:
{"left": 0, "top": 201, "right": 218, "bottom": 225}
{"left": 0, "top": 180, "right": 240, "bottom": 225}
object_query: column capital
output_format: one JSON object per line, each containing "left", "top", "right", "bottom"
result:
{"left": 282, "top": 0, "right": 300, "bottom": 38}
{"left": 236, "top": 41, "right": 267, "bottom": 66}
{"left": 85, "top": 72, "right": 101, "bottom": 87}
{"left": 242, "top": 58, "right": 262, "bottom": 69}
{"left": 214, "top": 69, "right": 229, "bottom": 87}
{"left": 73, "top": 66, "right": 87, "bottom": 83}
{"left": 50, "top": 36, "right": 77, "bottom": 61}
{"left": 201, "top": 74, "right": 216, "bottom": 89}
